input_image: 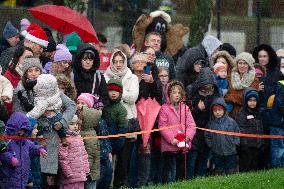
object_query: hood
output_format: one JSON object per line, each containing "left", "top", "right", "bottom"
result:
{"left": 201, "top": 35, "right": 222, "bottom": 57}
{"left": 210, "top": 97, "right": 227, "bottom": 119}
{"left": 210, "top": 50, "right": 234, "bottom": 71}
{"left": 192, "top": 67, "right": 219, "bottom": 94}
{"left": 73, "top": 42, "right": 100, "bottom": 73}
{"left": 82, "top": 106, "right": 102, "bottom": 130}
{"left": 252, "top": 44, "right": 279, "bottom": 70}
{"left": 5, "top": 112, "right": 30, "bottom": 136}
{"left": 109, "top": 50, "right": 128, "bottom": 70}
{"left": 243, "top": 87, "right": 259, "bottom": 110}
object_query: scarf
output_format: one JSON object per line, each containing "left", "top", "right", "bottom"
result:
{"left": 105, "top": 66, "right": 128, "bottom": 81}
{"left": 231, "top": 67, "right": 256, "bottom": 90}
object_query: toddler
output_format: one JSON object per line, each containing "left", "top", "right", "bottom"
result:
{"left": 213, "top": 62, "right": 228, "bottom": 96}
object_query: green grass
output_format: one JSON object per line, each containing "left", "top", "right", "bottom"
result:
{"left": 141, "top": 168, "right": 284, "bottom": 189}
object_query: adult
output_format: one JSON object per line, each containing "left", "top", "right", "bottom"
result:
{"left": 104, "top": 50, "right": 139, "bottom": 188}
{"left": 144, "top": 32, "right": 176, "bottom": 80}
{"left": 225, "top": 52, "right": 261, "bottom": 117}
{"left": 12, "top": 57, "right": 76, "bottom": 188}
{"left": 0, "top": 23, "right": 49, "bottom": 75}
{"left": 217, "top": 42, "right": 237, "bottom": 58}
{"left": 0, "top": 21, "right": 19, "bottom": 55}
{"left": 130, "top": 53, "right": 162, "bottom": 187}
{"left": 176, "top": 35, "right": 222, "bottom": 87}
{"left": 73, "top": 42, "right": 109, "bottom": 105}
{"left": 4, "top": 46, "right": 33, "bottom": 88}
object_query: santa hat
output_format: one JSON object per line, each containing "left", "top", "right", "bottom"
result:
{"left": 175, "top": 131, "right": 190, "bottom": 151}
{"left": 24, "top": 23, "right": 49, "bottom": 48}
{"left": 150, "top": 10, "right": 171, "bottom": 23}
{"left": 213, "top": 62, "right": 226, "bottom": 74}
{"left": 77, "top": 93, "right": 99, "bottom": 108}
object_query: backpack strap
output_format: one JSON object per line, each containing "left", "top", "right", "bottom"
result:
{"left": 91, "top": 70, "right": 102, "bottom": 95}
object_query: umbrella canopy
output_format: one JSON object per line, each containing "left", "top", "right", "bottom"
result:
{"left": 137, "top": 98, "right": 161, "bottom": 148}
{"left": 28, "top": 4, "right": 99, "bottom": 44}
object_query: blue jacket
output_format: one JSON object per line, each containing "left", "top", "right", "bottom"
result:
{"left": 0, "top": 112, "right": 42, "bottom": 189}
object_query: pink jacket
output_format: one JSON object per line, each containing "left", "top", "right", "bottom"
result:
{"left": 58, "top": 131, "right": 90, "bottom": 185}
{"left": 158, "top": 102, "right": 196, "bottom": 152}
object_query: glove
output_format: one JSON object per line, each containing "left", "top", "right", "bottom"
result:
{"left": 39, "top": 148, "right": 47, "bottom": 157}
{"left": 11, "top": 157, "right": 19, "bottom": 166}
{"left": 17, "top": 91, "right": 34, "bottom": 112}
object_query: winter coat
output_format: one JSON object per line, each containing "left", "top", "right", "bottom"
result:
{"left": 187, "top": 67, "right": 221, "bottom": 152}
{"left": 235, "top": 90, "right": 263, "bottom": 149}
{"left": 97, "top": 119, "right": 112, "bottom": 160}
{"left": 58, "top": 130, "right": 90, "bottom": 185}
{"left": 0, "top": 41, "right": 22, "bottom": 74}
{"left": 0, "top": 75, "right": 13, "bottom": 101}
{"left": 215, "top": 76, "right": 229, "bottom": 96}
{"left": 176, "top": 44, "right": 208, "bottom": 87}
{"left": 0, "top": 112, "right": 43, "bottom": 189}
{"left": 158, "top": 102, "right": 196, "bottom": 152}
{"left": 80, "top": 106, "right": 101, "bottom": 181}
{"left": 205, "top": 98, "right": 240, "bottom": 156}
{"left": 155, "top": 51, "right": 176, "bottom": 80}
{"left": 263, "top": 81, "right": 284, "bottom": 129}
{"left": 73, "top": 43, "right": 109, "bottom": 107}
{"left": 104, "top": 63, "right": 139, "bottom": 120}
{"left": 0, "top": 37, "right": 11, "bottom": 58}
{"left": 224, "top": 74, "right": 259, "bottom": 118}
{"left": 4, "top": 68, "right": 21, "bottom": 88}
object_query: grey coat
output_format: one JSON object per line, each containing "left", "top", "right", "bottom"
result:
{"left": 13, "top": 81, "right": 76, "bottom": 174}
{"left": 205, "top": 98, "right": 240, "bottom": 156}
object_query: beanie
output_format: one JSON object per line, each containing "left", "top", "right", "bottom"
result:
{"left": 107, "top": 79, "right": 123, "bottom": 93}
{"left": 3, "top": 21, "right": 19, "bottom": 39}
{"left": 212, "top": 104, "right": 225, "bottom": 111}
{"left": 66, "top": 32, "right": 82, "bottom": 52}
{"left": 25, "top": 23, "right": 49, "bottom": 47}
{"left": 245, "top": 89, "right": 259, "bottom": 102}
{"left": 235, "top": 52, "right": 255, "bottom": 68}
{"left": 20, "top": 18, "right": 31, "bottom": 32}
{"left": 21, "top": 58, "right": 43, "bottom": 74}
{"left": 77, "top": 93, "right": 99, "bottom": 108}
{"left": 54, "top": 44, "right": 72, "bottom": 62}
{"left": 71, "top": 115, "right": 78, "bottom": 123}
{"left": 213, "top": 62, "right": 226, "bottom": 74}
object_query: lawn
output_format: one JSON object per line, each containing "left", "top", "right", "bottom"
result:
{"left": 142, "top": 168, "right": 284, "bottom": 189}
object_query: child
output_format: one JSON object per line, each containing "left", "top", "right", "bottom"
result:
{"left": 58, "top": 115, "right": 90, "bottom": 189}
{"left": 158, "top": 67, "right": 170, "bottom": 104}
{"left": 158, "top": 81, "right": 196, "bottom": 183}
{"left": 77, "top": 105, "right": 102, "bottom": 189}
{"left": 205, "top": 97, "right": 240, "bottom": 175}
{"left": 0, "top": 112, "right": 47, "bottom": 189}
{"left": 77, "top": 92, "right": 103, "bottom": 111}
{"left": 213, "top": 62, "right": 228, "bottom": 96}
{"left": 26, "top": 74, "right": 68, "bottom": 146}
{"left": 235, "top": 88, "right": 263, "bottom": 172}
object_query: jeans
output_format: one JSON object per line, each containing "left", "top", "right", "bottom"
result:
{"left": 212, "top": 153, "right": 237, "bottom": 175}
{"left": 270, "top": 127, "right": 284, "bottom": 167}
{"left": 187, "top": 150, "right": 210, "bottom": 179}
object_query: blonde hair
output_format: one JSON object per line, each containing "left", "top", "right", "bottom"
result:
{"left": 130, "top": 53, "right": 147, "bottom": 64}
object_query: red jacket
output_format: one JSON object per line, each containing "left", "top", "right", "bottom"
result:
{"left": 4, "top": 69, "right": 21, "bottom": 88}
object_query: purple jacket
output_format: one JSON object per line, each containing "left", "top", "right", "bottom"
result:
{"left": 0, "top": 112, "right": 42, "bottom": 189}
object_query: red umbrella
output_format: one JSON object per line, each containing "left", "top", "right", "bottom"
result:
{"left": 28, "top": 4, "right": 99, "bottom": 44}
{"left": 136, "top": 98, "right": 161, "bottom": 148}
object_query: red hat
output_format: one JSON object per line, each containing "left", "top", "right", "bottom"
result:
{"left": 24, "top": 23, "right": 49, "bottom": 48}
{"left": 213, "top": 62, "right": 226, "bottom": 74}
{"left": 212, "top": 104, "right": 224, "bottom": 111}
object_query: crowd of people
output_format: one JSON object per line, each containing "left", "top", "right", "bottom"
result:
{"left": 0, "top": 15, "right": 283, "bottom": 189}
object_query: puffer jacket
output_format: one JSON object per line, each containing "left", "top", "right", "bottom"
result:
{"left": 59, "top": 130, "right": 90, "bottom": 185}
{"left": 158, "top": 102, "right": 196, "bottom": 152}
{"left": 205, "top": 98, "right": 240, "bottom": 156}
{"left": 0, "top": 112, "right": 43, "bottom": 189}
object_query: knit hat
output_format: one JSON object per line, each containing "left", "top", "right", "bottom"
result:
{"left": 66, "top": 32, "right": 82, "bottom": 52}
{"left": 212, "top": 104, "right": 225, "bottom": 111}
{"left": 54, "top": 44, "right": 72, "bottom": 62}
{"left": 245, "top": 89, "right": 259, "bottom": 102}
{"left": 20, "top": 18, "right": 31, "bottom": 32}
{"left": 21, "top": 57, "right": 43, "bottom": 74}
{"left": 44, "top": 28, "right": 56, "bottom": 52}
{"left": 77, "top": 93, "right": 99, "bottom": 108}
{"left": 3, "top": 21, "right": 19, "bottom": 39}
{"left": 71, "top": 115, "right": 78, "bottom": 123}
{"left": 267, "top": 95, "right": 275, "bottom": 109}
{"left": 25, "top": 23, "right": 49, "bottom": 47}
{"left": 213, "top": 62, "right": 226, "bottom": 74}
{"left": 235, "top": 52, "right": 255, "bottom": 68}
{"left": 107, "top": 79, "right": 123, "bottom": 93}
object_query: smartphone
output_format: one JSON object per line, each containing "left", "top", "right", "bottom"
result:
{"left": 143, "top": 65, "right": 151, "bottom": 75}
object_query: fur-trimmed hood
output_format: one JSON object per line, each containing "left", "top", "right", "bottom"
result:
{"left": 210, "top": 50, "right": 234, "bottom": 71}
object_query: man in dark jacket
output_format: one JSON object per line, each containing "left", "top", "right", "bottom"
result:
{"left": 235, "top": 88, "right": 264, "bottom": 172}
{"left": 144, "top": 32, "right": 176, "bottom": 80}
{"left": 176, "top": 35, "right": 222, "bottom": 87}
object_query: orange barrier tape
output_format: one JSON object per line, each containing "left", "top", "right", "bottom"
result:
{"left": 0, "top": 125, "right": 283, "bottom": 140}
{"left": 196, "top": 127, "right": 284, "bottom": 139}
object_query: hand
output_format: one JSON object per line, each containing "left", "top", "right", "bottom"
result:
{"left": 141, "top": 73, "right": 154, "bottom": 83}
{"left": 171, "top": 139, "right": 179, "bottom": 146}
{"left": 198, "top": 100, "right": 205, "bottom": 111}
{"left": 11, "top": 157, "right": 19, "bottom": 166}
{"left": 258, "top": 82, "right": 264, "bottom": 91}
{"left": 26, "top": 182, "right": 33, "bottom": 188}
{"left": 1, "top": 96, "right": 10, "bottom": 102}
{"left": 108, "top": 153, "right": 112, "bottom": 162}
{"left": 54, "top": 122, "right": 63, "bottom": 131}
{"left": 39, "top": 148, "right": 48, "bottom": 157}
